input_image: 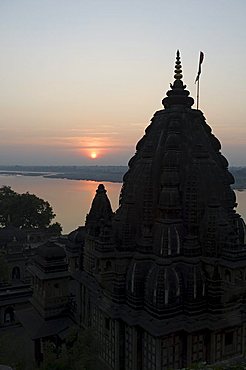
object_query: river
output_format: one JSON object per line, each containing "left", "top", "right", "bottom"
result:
{"left": 0, "top": 174, "right": 121, "bottom": 234}
{"left": 0, "top": 174, "right": 245, "bottom": 234}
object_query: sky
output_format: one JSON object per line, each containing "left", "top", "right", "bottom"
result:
{"left": 0, "top": 0, "right": 245, "bottom": 166}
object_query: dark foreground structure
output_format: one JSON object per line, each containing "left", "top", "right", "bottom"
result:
{"left": 74, "top": 51, "right": 246, "bottom": 369}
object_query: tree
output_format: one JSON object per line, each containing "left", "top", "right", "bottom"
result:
{"left": 0, "top": 186, "right": 62, "bottom": 232}
{"left": 66, "top": 328, "right": 98, "bottom": 370}
{"left": 0, "top": 331, "right": 27, "bottom": 370}
{"left": 48, "top": 222, "right": 63, "bottom": 234}
{"left": 40, "top": 328, "right": 98, "bottom": 370}
{"left": 39, "top": 341, "right": 68, "bottom": 370}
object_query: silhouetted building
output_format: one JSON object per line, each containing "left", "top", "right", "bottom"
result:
{"left": 0, "top": 225, "right": 62, "bottom": 329}
{"left": 74, "top": 51, "right": 246, "bottom": 369}
{"left": 17, "top": 241, "right": 72, "bottom": 364}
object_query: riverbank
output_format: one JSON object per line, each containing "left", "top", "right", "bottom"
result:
{"left": 0, "top": 166, "right": 246, "bottom": 188}
{"left": 0, "top": 166, "right": 127, "bottom": 184}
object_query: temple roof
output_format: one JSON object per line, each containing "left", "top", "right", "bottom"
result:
{"left": 37, "top": 241, "right": 66, "bottom": 260}
{"left": 33, "top": 241, "right": 68, "bottom": 275}
{"left": 83, "top": 51, "right": 246, "bottom": 320}
{"left": 112, "top": 50, "right": 244, "bottom": 258}
{"left": 17, "top": 307, "right": 73, "bottom": 340}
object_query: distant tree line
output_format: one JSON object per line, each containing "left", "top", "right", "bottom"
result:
{"left": 230, "top": 167, "right": 246, "bottom": 189}
{"left": 0, "top": 165, "right": 246, "bottom": 187}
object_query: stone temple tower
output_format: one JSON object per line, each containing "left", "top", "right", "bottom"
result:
{"left": 76, "top": 51, "right": 246, "bottom": 369}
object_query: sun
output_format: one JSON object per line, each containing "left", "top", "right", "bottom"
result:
{"left": 90, "top": 152, "right": 97, "bottom": 159}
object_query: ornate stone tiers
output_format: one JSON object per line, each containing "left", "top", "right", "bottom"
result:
{"left": 79, "top": 51, "right": 246, "bottom": 369}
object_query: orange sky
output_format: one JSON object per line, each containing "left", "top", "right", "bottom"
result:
{"left": 0, "top": 0, "right": 245, "bottom": 166}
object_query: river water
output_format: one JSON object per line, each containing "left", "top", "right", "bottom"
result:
{"left": 0, "top": 174, "right": 245, "bottom": 234}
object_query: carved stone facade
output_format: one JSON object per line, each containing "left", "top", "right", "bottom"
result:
{"left": 75, "top": 51, "right": 246, "bottom": 369}
{"left": 29, "top": 241, "right": 70, "bottom": 319}
{"left": 16, "top": 241, "right": 72, "bottom": 364}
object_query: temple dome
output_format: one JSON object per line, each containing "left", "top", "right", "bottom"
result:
{"left": 153, "top": 222, "right": 183, "bottom": 256}
{"left": 183, "top": 264, "right": 206, "bottom": 304}
{"left": 126, "top": 260, "right": 152, "bottom": 307}
{"left": 145, "top": 265, "right": 181, "bottom": 312}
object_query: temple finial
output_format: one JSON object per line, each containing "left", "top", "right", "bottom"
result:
{"left": 162, "top": 50, "right": 194, "bottom": 108}
{"left": 174, "top": 49, "right": 183, "bottom": 80}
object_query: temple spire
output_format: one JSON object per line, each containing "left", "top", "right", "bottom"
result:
{"left": 174, "top": 50, "right": 183, "bottom": 80}
{"left": 162, "top": 50, "right": 194, "bottom": 109}
{"left": 85, "top": 184, "right": 113, "bottom": 236}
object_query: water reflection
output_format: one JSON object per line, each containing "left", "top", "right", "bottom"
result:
{"left": 0, "top": 174, "right": 245, "bottom": 234}
{"left": 0, "top": 175, "right": 122, "bottom": 234}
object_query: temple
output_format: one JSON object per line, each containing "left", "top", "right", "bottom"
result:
{"left": 74, "top": 51, "right": 246, "bottom": 369}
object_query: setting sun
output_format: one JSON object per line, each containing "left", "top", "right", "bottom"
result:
{"left": 90, "top": 152, "right": 97, "bottom": 159}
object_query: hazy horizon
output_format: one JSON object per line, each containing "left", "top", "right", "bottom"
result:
{"left": 0, "top": 0, "right": 245, "bottom": 166}
{"left": 0, "top": 163, "right": 245, "bottom": 168}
